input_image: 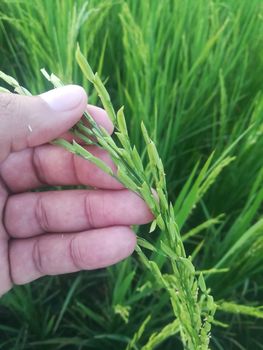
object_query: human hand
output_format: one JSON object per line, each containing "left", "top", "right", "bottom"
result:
{"left": 0, "top": 86, "right": 153, "bottom": 297}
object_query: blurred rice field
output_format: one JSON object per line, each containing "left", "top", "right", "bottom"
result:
{"left": 0, "top": 0, "right": 263, "bottom": 349}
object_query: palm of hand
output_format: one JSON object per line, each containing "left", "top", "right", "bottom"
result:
{"left": 0, "top": 90, "right": 152, "bottom": 297}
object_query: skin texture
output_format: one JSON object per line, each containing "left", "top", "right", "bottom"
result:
{"left": 0, "top": 86, "right": 153, "bottom": 297}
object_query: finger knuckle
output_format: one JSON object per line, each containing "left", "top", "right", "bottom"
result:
{"left": 32, "top": 239, "right": 46, "bottom": 275}
{"left": 35, "top": 196, "right": 50, "bottom": 232}
{"left": 70, "top": 236, "right": 89, "bottom": 270}
{"left": 84, "top": 193, "right": 96, "bottom": 229}
{"left": 32, "top": 148, "right": 47, "bottom": 185}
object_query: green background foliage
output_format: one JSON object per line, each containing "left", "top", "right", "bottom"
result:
{"left": 0, "top": 0, "right": 262, "bottom": 349}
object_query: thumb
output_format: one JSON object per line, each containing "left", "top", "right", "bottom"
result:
{"left": 0, "top": 85, "right": 87, "bottom": 162}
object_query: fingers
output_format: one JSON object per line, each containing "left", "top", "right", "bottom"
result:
{"left": 9, "top": 227, "right": 136, "bottom": 285}
{"left": 0, "top": 144, "right": 122, "bottom": 193}
{"left": 0, "top": 86, "right": 87, "bottom": 162}
{"left": 0, "top": 99, "right": 117, "bottom": 192}
{"left": 5, "top": 189, "right": 154, "bottom": 238}
{"left": 86, "top": 104, "right": 114, "bottom": 134}
{"left": 59, "top": 104, "right": 114, "bottom": 142}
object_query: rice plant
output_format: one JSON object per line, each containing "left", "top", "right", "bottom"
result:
{"left": 0, "top": 0, "right": 263, "bottom": 349}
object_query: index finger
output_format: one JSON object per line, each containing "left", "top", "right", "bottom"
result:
{"left": 0, "top": 145, "right": 123, "bottom": 193}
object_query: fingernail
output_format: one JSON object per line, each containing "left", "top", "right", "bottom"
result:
{"left": 40, "top": 85, "right": 86, "bottom": 112}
